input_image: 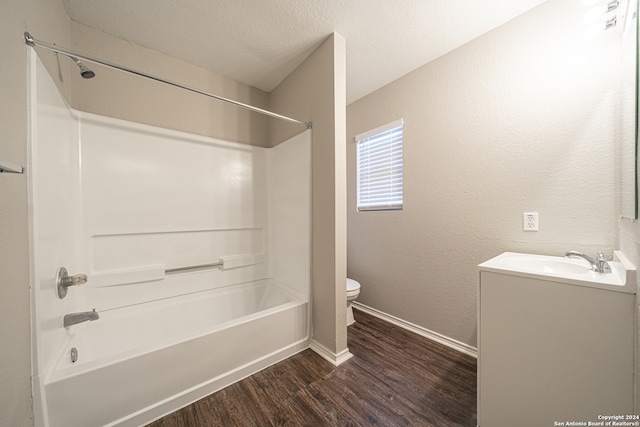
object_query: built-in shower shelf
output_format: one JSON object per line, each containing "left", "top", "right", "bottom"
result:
{"left": 91, "top": 253, "right": 266, "bottom": 287}
{"left": 0, "top": 158, "right": 24, "bottom": 174}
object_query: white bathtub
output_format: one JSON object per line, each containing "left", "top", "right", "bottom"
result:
{"left": 43, "top": 280, "right": 309, "bottom": 427}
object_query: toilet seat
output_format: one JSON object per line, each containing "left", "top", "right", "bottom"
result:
{"left": 346, "top": 278, "right": 361, "bottom": 298}
{"left": 346, "top": 278, "right": 361, "bottom": 326}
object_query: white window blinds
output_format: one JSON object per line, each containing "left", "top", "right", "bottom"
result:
{"left": 356, "top": 119, "right": 403, "bottom": 211}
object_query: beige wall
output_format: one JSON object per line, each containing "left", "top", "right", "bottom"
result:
{"left": 0, "top": 2, "right": 71, "bottom": 426}
{"left": 347, "top": 0, "right": 623, "bottom": 348}
{"left": 270, "top": 33, "right": 348, "bottom": 356}
{"left": 70, "top": 21, "right": 271, "bottom": 147}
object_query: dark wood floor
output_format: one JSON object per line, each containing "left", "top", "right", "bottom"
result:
{"left": 146, "top": 309, "right": 477, "bottom": 427}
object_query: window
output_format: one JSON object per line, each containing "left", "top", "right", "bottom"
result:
{"left": 356, "top": 119, "right": 403, "bottom": 211}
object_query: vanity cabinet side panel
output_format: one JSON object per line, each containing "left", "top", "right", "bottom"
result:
{"left": 478, "top": 271, "right": 634, "bottom": 427}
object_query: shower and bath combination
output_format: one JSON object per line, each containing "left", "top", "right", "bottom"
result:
{"left": 26, "top": 30, "right": 314, "bottom": 427}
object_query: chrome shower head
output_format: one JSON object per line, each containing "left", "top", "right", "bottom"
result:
{"left": 70, "top": 56, "right": 95, "bottom": 79}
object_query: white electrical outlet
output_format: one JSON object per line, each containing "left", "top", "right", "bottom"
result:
{"left": 523, "top": 212, "right": 539, "bottom": 231}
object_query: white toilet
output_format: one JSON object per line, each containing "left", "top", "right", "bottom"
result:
{"left": 346, "top": 278, "right": 361, "bottom": 326}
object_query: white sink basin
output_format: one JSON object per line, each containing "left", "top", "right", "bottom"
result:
{"left": 478, "top": 251, "right": 636, "bottom": 293}
{"left": 502, "top": 257, "right": 591, "bottom": 275}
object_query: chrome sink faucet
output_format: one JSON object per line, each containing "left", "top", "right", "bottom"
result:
{"left": 564, "top": 251, "right": 611, "bottom": 274}
{"left": 64, "top": 309, "right": 99, "bottom": 327}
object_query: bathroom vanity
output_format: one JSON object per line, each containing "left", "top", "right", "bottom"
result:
{"left": 477, "top": 252, "right": 635, "bottom": 426}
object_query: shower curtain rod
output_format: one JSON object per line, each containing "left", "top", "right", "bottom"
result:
{"left": 24, "top": 32, "right": 312, "bottom": 129}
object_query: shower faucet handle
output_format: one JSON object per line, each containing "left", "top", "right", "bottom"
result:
{"left": 64, "top": 273, "right": 88, "bottom": 287}
{"left": 57, "top": 267, "right": 88, "bottom": 299}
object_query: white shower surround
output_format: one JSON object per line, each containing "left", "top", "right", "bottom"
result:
{"left": 29, "top": 52, "right": 311, "bottom": 426}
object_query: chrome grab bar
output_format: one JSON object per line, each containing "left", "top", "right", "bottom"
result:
{"left": 165, "top": 261, "right": 223, "bottom": 274}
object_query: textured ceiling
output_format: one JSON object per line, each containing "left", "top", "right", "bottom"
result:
{"left": 61, "top": 0, "right": 548, "bottom": 104}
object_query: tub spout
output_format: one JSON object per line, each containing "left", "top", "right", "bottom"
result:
{"left": 64, "top": 309, "right": 99, "bottom": 327}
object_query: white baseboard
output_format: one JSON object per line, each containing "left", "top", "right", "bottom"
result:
{"left": 353, "top": 302, "right": 477, "bottom": 358}
{"left": 309, "top": 339, "right": 353, "bottom": 366}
